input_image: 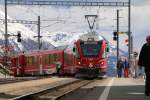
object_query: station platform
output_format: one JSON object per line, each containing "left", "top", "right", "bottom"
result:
{"left": 57, "top": 77, "right": 150, "bottom": 100}
{"left": 0, "top": 77, "right": 149, "bottom": 100}
{"left": 0, "top": 77, "right": 78, "bottom": 99}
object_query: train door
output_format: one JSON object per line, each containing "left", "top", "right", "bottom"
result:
{"left": 17, "top": 54, "right": 25, "bottom": 76}
{"left": 16, "top": 57, "right": 20, "bottom": 76}
{"left": 11, "top": 57, "right": 18, "bottom": 76}
{"left": 39, "top": 55, "right": 43, "bottom": 75}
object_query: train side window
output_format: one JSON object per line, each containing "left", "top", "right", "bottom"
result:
{"left": 48, "top": 54, "right": 51, "bottom": 64}
{"left": 27, "top": 56, "right": 34, "bottom": 66}
{"left": 43, "top": 55, "right": 46, "bottom": 65}
{"left": 53, "top": 54, "right": 56, "bottom": 62}
{"left": 34, "top": 56, "right": 37, "bottom": 65}
{"left": 105, "top": 47, "right": 109, "bottom": 57}
{"left": 73, "top": 47, "right": 75, "bottom": 52}
{"left": 106, "top": 45, "right": 109, "bottom": 52}
{"left": 45, "top": 55, "right": 50, "bottom": 64}
{"left": 106, "top": 47, "right": 109, "bottom": 52}
{"left": 50, "top": 54, "right": 57, "bottom": 64}
{"left": 102, "top": 48, "right": 109, "bottom": 58}
{"left": 49, "top": 54, "right": 52, "bottom": 64}
{"left": 54, "top": 54, "right": 58, "bottom": 61}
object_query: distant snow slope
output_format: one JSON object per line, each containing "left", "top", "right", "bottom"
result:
{"left": 0, "top": 10, "right": 55, "bottom": 55}
{"left": 0, "top": 9, "right": 110, "bottom": 55}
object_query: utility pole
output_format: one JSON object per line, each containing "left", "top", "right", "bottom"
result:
{"left": 128, "top": 0, "right": 132, "bottom": 66}
{"left": 117, "top": 10, "right": 119, "bottom": 63}
{"left": 4, "top": 0, "right": 8, "bottom": 78}
{"left": 37, "top": 16, "right": 41, "bottom": 50}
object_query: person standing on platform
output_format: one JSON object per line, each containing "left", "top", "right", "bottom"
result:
{"left": 117, "top": 59, "right": 123, "bottom": 78}
{"left": 123, "top": 59, "right": 129, "bottom": 78}
{"left": 138, "top": 35, "right": 150, "bottom": 96}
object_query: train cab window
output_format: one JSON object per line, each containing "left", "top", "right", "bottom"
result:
{"left": 80, "top": 41, "right": 101, "bottom": 57}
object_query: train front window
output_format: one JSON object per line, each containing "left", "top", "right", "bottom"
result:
{"left": 80, "top": 41, "right": 101, "bottom": 57}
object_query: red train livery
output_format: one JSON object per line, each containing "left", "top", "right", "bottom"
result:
{"left": 10, "top": 50, "right": 64, "bottom": 76}
{"left": 9, "top": 33, "right": 109, "bottom": 78}
{"left": 72, "top": 33, "right": 109, "bottom": 77}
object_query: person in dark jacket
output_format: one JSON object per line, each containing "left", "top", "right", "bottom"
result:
{"left": 117, "top": 58, "right": 123, "bottom": 78}
{"left": 138, "top": 35, "right": 150, "bottom": 96}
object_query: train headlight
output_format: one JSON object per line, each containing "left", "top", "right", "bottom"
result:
{"left": 100, "top": 61, "right": 104, "bottom": 65}
{"left": 78, "top": 61, "right": 81, "bottom": 64}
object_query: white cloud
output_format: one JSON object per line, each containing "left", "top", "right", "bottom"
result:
{"left": 131, "top": 4, "right": 150, "bottom": 51}
{"left": 0, "top": 1, "right": 149, "bottom": 52}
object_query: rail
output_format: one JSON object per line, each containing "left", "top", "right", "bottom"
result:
{"left": 12, "top": 79, "right": 95, "bottom": 100}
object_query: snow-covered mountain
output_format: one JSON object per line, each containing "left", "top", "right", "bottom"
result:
{"left": 0, "top": 8, "right": 110, "bottom": 53}
{"left": 0, "top": 9, "right": 102, "bottom": 55}
{"left": 0, "top": 10, "right": 87, "bottom": 51}
{"left": 0, "top": 10, "right": 56, "bottom": 55}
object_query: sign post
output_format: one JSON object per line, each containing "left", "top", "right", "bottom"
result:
{"left": 133, "top": 52, "right": 138, "bottom": 58}
{"left": 133, "top": 51, "right": 138, "bottom": 78}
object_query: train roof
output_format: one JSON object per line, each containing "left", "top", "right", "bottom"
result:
{"left": 79, "top": 33, "right": 103, "bottom": 41}
{"left": 17, "top": 49, "right": 64, "bottom": 56}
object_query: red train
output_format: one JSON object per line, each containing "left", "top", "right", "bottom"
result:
{"left": 9, "top": 33, "right": 109, "bottom": 78}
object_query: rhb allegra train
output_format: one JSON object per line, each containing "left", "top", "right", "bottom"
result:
{"left": 10, "top": 33, "right": 109, "bottom": 78}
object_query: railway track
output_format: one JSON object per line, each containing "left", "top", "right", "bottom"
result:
{"left": 11, "top": 79, "right": 96, "bottom": 100}
{"left": 0, "top": 76, "right": 50, "bottom": 84}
